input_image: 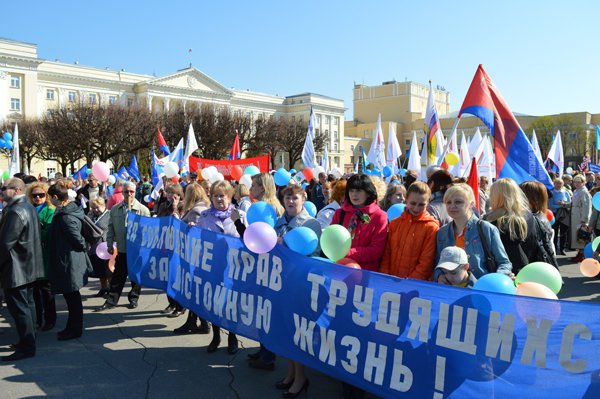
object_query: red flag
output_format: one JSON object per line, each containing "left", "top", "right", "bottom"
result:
{"left": 229, "top": 131, "right": 241, "bottom": 160}
{"left": 467, "top": 157, "right": 480, "bottom": 212}
{"left": 157, "top": 128, "right": 170, "bottom": 155}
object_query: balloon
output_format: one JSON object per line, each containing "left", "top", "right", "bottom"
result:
{"left": 545, "top": 209, "right": 554, "bottom": 223}
{"left": 364, "top": 169, "right": 372, "bottom": 176}
{"left": 549, "top": 217, "right": 555, "bottom": 226}
{"left": 2, "top": 170, "right": 9, "bottom": 180}
{"left": 580, "top": 258, "right": 600, "bottom": 277}
{"left": 201, "top": 168, "right": 214, "bottom": 180}
{"left": 371, "top": 168, "right": 381, "bottom": 176}
{"left": 593, "top": 236, "right": 600, "bottom": 251}
{"left": 566, "top": 167, "right": 573, "bottom": 175}
{"left": 399, "top": 168, "right": 407, "bottom": 177}
{"left": 516, "top": 281, "right": 558, "bottom": 300}
{"left": 91, "top": 161, "right": 110, "bottom": 182}
{"left": 283, "top": 226, "right": 319, "bottom": 256}
{"left": 231, "top": 165, "right": 243, "bottom": 181}
{"left": 244, "top": 165, "right": 260, "bottom": 176}
{"left": 289, "top": 169, "right": 297, "bottom": 175}
{"left": 106, "top": 175, "right": 116, "bottom": 185}
{"left": 445, "top": 151, "right": 460, "bottom": 166}
{"left": 144, "top": 195, "right": 152, "bottom": 203}
{"left": 593, "top": 193, "right": 600, "bottom": 212}
{"left": 301, "top": 182, "right": 308, "bottom": 189}
{"left": 0, "top": 139, "right": 6, "bottom": 148}
{"left": 171, "top": 176, "right": 179, "bottom": 183}
{"left": 473, "top": 273, "right": 516, "bottom": 295}
{"left": 387, "top": 203, "right": 406, "bottom": 222}
{"left": 303, "top": 167, "right": 314, "bottom": 181}
{"left": 86, "top": 168, "right": 92, "bottom": 175}
{"left": 515, "top": 261, "right": 563, "bottom": 294}
{"left": 584, "top": 242, "right": 594, "bottom": 259}
{"left": 336, "top": 257, "right": 361, "bottom": 269}
{"left": 240, "top": 174, "right": 253, "bottom": 189}
{"left": 243, "top": 222, "right": 277, "bottom": 254}
{"left": 247, "top": 201, "right": 278, "bottom": 227}
{"left": 304, "top": 201, "right": 317, "bottom": 217}
{"left": 164, "top": 162, "right": 179, "bottom": 178}
{"left": 382, "top": 166, "right": 393, "bottom": 178}
{"left": 274, "top": 168, "right": 292, "bottom": 186}
{"left": 5, "top": 140, "right": 12, "bottom": 149}
{"left": 95, "top": 242, "right": 116, "bottom": 260}
{"left": 320, "top": 225, "right": 352, "bottom": 261}
{"left": 215, "top": 172, "right": 225, "bottom": 182}
{"left": 3, "top": 132, "right": 12, "bottom": 141}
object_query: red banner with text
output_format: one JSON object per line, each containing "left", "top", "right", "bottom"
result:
{"left": 189, "top": 155, "right": 271, "bottom": 180}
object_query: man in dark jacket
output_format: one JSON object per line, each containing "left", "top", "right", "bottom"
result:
{"left": 0, "top": 178, "right": 44, "bottom": 361}
{"left": 75, "top": 174, "right": 103, "bottom": 210}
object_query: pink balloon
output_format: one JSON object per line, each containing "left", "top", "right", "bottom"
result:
{"left": 516, "top": 282, "right": 558, "bottom": 300}
{"left": 92, "top": 161, "right": 110, "bottom": 182}
{"left": 243, "top": 222, "right": 277, "bottom": 254}
{"left": 95, "top": 242, "right": 116, "bottom": 260}
{"left": 580, "top": 258, "right": 600, "bottom": 277}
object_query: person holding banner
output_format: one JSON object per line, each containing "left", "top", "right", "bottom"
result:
{"left": 435, "top": 183, "right": 512, "bottom": 283}
{"left": 197, "top": 180, "right": 246, "bottom": 354}
{"left": 272, "top": 184, "right": 322, "bottom": 398}
{"left": 330, "top": 174, "right": 388, "bottom": 272}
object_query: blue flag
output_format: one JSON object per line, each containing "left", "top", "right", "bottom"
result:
{"left": 127, "top": 154, "right": 141, "bottom": 182}
{"left": 117, "top": 166, "right": 130, "bottom": 181}
{"left": 74, "top": 165, "right": 88, "bottom": 180}
{"left": 151, "top": 150, "right": 164, "bottom": 187}
{"left": 596, "top": 125, "right": 600, "bottom": 151}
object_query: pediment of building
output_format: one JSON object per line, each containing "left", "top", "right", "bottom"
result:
{"left": 143, "top": 68, "right": 231, "bottom": 95}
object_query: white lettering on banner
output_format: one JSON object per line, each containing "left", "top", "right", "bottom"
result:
{"left": 225, "top": 290, "right": 238, "bottom": 322}
{"left": 328, "top": 280, "right": 348, "bottom": 317}
{"left": 390, "top": 349, "right": 414, "bottom": 392}
{"left": 436, "top": 303, "right": 478, "bottom": 355}
{"left": 293, "top": 314, "right": 316, "bottom": 355}
{"left": 147, "top": 257, "right": 169, "bottom": 282}
{"left": 201, "top": 241, "right": 213, "bottom": 272}
{"left": 193, "top": 276, "right": 202, "bottom": 304}
{"left": 213, "top": 284, "right": 227, "bottom": 317}
{"left": 559, "top": 323, "right": 592, "bottom": 373}
{"left": 255, "top": 296, "right": 271, "bottom": 333}
{"left": 521, "top": 318, "right": 553, "bottom": 368}
{"left": 318, "top": 327, "right": 337, "bottom": 366}
{"left": 352, "top": 285, "right": 374, "bottom": 327}
{"left": 433, "top": 355, "right": 446, "bottom": 399}
{"left": 364, "top": 342, "right": 387, "bottom": 386}
{"left": 226, "top": 249, "right": 283, "bottom": 292}
{"left": 340, "top": 335, "right": 361, "bottom": 374}
{"left": 407, "top": 298, "right": 432, "bottom": 343}
{"left": 485, "top": 311, "right": 516, "bottom": 362}
{"left": 307, "top": 273, "right": 326, "bottom": 312}
{"left": 240, "top": 293, "right": 254, "bottom": 326}
{"left": 375, "top": 293, "right": 401, "bottom": 335}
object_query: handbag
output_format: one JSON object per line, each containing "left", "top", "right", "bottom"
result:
{"left": 554, "top": 207, "right": 570, "bottom": 227}
{"left": 477, "top": 220, "right": 497, "bottom": 273}
{"left": 577, "top": 226, "right": 592, "bottom": 243}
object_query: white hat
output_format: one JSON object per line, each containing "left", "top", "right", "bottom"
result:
{"left": 436, "top": 246, "right": 469, "bottom": 271}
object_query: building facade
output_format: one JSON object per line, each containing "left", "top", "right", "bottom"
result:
{"left": 0, "top": 37, "right": 345, "bottom": 176}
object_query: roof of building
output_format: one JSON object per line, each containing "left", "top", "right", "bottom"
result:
{"left": 285, "top": 92, "right": 343, "bottom": 102}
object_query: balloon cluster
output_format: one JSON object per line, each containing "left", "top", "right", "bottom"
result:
{"left": 580, "top": 236, "right": 600, "bottom": 277}
{"left": 200, "top": 166, "right": 224, "bottom": 184}
{"left": 0, "top": 132, "right": 14, "bottom": 149}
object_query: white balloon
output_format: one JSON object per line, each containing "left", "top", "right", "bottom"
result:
{"left": 215, "top": 173, "right": 224, "bottom": 182}
{"left": 240, "top": 174, "right": 252, "bottom": 189}
{"left": 208, "top": 166, "right": 218, "bottom": 175}
{"left": 164, "top": 162, "right": 179, "bottom": 178}
{"left": 107, "top": 175, "right": 116, "bottom": 185}
{"left": 201, "top": 168, "right": 214, "bottom": 180}
{"left": 566, "top": 167, "right": 573, "bottom": 175}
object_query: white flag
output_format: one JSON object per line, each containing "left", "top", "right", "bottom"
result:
{"left": 321, "top": 145, "right": 330, "bottom": 174}
{"left": 468, "top": 127, "right": 483, "bottom": 158}
{"left": 458, "top": 131, "right": 470, "bottom": 177}
{"left": 302, "top": 108, "right": 317, "bottom": 168}
{"left": 8, "top": 123, "right": 20, "bottom": 176}
{"left": 547, "top": 130, "right": 564, "bottom": 177}
{"left": 407, "top": 132, "right": 421, "bottom": 175}
{"left": 386, "top": 122, "right": 401, "bottom": 170}
{"left": 530, "top": 129, "right": 544, "bottom": 165}
{"left": 367, "top": 113, "right": 386, "bottom": 170}
{"left": 182, "top": 123, "right": 198, "bottom": 175}
{"left": 445, "top": 128, "right": 460, "bottom": 176}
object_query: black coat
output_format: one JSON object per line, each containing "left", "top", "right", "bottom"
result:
{"left": 48, "top": 202, "right": 93, "bottom": 294}
{"left": 0, "top": 196, "right": 44, "bottom": 288}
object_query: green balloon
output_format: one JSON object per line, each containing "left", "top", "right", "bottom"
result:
{"left": 515, "top": 262, "right": 563, "bottom": 295}
{"left": 320, "top": 225, "right": 352, "bottom": 261}
{"left": 593, "top": 236, "right": 600, "bottom": 252}
{"left": 2, "top": 170, "right": 9, "bottom": 180}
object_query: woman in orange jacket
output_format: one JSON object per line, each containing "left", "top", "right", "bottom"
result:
{"left": 380, "top": 181, "right": 439, "bottom": 280}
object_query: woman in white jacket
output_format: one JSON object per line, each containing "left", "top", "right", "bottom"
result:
{"left": 570, "top": 174, "right": 592, "bottom": 262}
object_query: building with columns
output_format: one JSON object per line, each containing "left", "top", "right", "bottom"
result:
{"left": 0, "top": 37, "right": 345, "bottom": 176}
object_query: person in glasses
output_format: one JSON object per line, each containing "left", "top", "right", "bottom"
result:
{"left": 95, "top": 181, "right": 150, "bottom": 311}
{"left": 0, "top": 178, "right": 44, "bottom": 361}
{"left": 27, "top": 182, "right": 57, "bottom": 332}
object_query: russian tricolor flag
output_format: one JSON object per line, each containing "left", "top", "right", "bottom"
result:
{"left": 458, "top": 65, "right": 552, "bottom": 189}
{"left": 157, "top": 128, "right": 170, "bottom": 155}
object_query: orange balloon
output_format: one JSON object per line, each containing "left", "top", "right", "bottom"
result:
{"left": 580, "top": 258, "right": 600, "bottom": 277}
{"left": 303, "top": 167, "right": 314, "bottom": 181}
{"left": 516, "top": 281, "right": 558, "bottom": 300}
{"left": 171, "top": 176, "right": 179, "bottom": 183}
{"left": 336, "top": 257, "right": 361, "bottom": 269}
{"left": 231, "top": 165, "right": 243, "bottom": 181}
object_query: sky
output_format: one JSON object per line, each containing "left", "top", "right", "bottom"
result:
{"left": 3, "top": 1, "right": 599, "bottom": 120}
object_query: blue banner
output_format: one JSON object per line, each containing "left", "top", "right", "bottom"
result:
{"left": 126, "top": 213, "right": 600, "bottom": 399}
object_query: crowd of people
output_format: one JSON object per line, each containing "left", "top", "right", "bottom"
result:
{"left": 0, "top": 164, "right": 593, "bottom": 398}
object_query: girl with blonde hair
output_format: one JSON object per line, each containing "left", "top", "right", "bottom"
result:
{"left": 250, "top": 172, "right": 284, "bottom": 216}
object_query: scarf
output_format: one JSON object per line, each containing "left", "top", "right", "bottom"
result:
{"left": 208, "top": 204, "right": 234, "bottom": 221}
{"left": 36, "top": 203, "right": 47, "bottom": 213}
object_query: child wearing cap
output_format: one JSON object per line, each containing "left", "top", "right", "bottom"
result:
{"left": 380, "top": 181, "right": 439, "bottom": 280}
{"left": 435, "top": 246, "right": 477, "bottom": 288}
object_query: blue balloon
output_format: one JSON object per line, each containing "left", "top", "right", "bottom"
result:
{"left": 274, "top": 168, "right": 291, "bottom": 186}
{"left": 0, "top": 139, "right": 5, "bottom": 148}
{"left": 383, "top": 166, "right": 393, "bottom": 178}
{"left": 584, "top": 242, "right": 594, "bottom": 259}
{"left": 289, "top": 168, "right": 297, "bottom": 174}
{"left": 593, "top": 193, "right": 600, "bottom": 211}
{"left": 371, "top": 168, "right": 381, "bottom": 176}
{"left": 304, "top": 201, "right": 317, "bottom": 217}
{"left": 283, "top": 226, "right": 318, "bottom": 255}
{"left": 391, "top": 180, "right": 400, "bottom": 185}
{"left": 244, "top": 165, "right": 260, "bottom": 176}
{"left": 473, "top": 273, "right": 516, "bottom": 295}
{"left": 301, "top": 182, "right": 308, "bottom": 190}
{"left": 399, "top": 168, "right": 407, "bottom": 177}
{"left": 364, "top": 169, "right": 372, "bottom": 175}
{"left": 3, "top": 132, "right": 12, "bottom": 141}
{"left": 247, "top": 201, "right": 278, "bottom": 227}
{"left": 387, "top": 203, "right": 405, "bottom": 222}
{"left": 86, "top": 168, "right": 92, "bottom": 175}
{"left": 550, "top": 217, "right": 555, "bottom": 226}
{"left": 5, "top": 140, "right": 12, "bottom": 149}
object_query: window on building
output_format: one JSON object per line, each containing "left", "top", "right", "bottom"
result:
{"left": 364, "top": 129, "right": 369, "bottom": 138}
{"left": 127, "top": 98, "right": 134, "bottom": 107}
{"left": 325, "top": 129, "right": 329, "bottom": 136}
{"left": 316, "top": 115, "right": 321, "bottom": 124}
{"left": 46, "top": 168, "right": 56, "bottom": 177}
{"left": 10, "top": 98, "right": 20, "bottom": 111}
{"left": 68, "top": 91, "right": 76, "bottom": 102}
{"left": 10, "top": 75, "right": 20, "bottom": 89}
{"left": 405, "top": 139, "right": 410, "bottom": 146}
{"left": 334, "top": 131, "right": 339, "bottom": 140}
{"left": 350, "top": 156, "right": 355, "bottom": 164}
{"left": 334, "top": 143, "right": 339, "bottom": 151}
{"left": 350, "top": 145, "right": 355, "bottom": 152}
{"left": 569, "top": 132, "right": 577, "bottom": 140}
{"left": 89, "top": 93, "right": 97, "bottom": 104}
{"left": 334, "top": 156, "right": 339, "bottom": 167}
{"left": 46, "top": 89, "right": 55, "bottom": 100}
{"left": 47, "top": 109, "right": 55, "bottom": 117}
{"left": 325, "top": 115, "right": 330, "bottom": 125}
{"left": 109, "top": 96, "right": 117, "bottom": 105}
{"left": 334, "top": 117, "right": 339, "bottom": 126}
{"left": 315, "top": 129, "right": 320, "bottom": 135}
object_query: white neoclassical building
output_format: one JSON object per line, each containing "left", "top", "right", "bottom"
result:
{"left": 0, "top": 37, "right": 345, "bottom": 176}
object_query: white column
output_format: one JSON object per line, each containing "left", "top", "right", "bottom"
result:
{"left": 164, "top": 98, "right": 170, "bottom": 112}
{"left": 58, "top": 88, "right": 65, "bottom": 108}
{"left": 147, "top": 94, "right": 153, "bottom": 111}
{"left": 0, "top": 71, "right": 7, "bottom": 123}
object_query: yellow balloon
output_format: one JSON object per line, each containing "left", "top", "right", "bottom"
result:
{"left": 445, "top": 151, "right": 460, "bottom": 166}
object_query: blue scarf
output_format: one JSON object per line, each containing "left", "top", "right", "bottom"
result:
{"left": 208, "top": 204, "right": 234, "bottom": 221}
{"left": 36, "top": 204, "right": 47, "bottom": 213}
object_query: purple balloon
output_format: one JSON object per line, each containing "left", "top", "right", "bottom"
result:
{"left": 95, "top": 241, "right": 115, "bottom": 260}
{"left": 243, "top": 222, "right": 277, "bottom": 254}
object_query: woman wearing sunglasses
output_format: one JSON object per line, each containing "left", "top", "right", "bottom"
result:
{"left": 27, "top": 182, "right": 57, "bottom": 331}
